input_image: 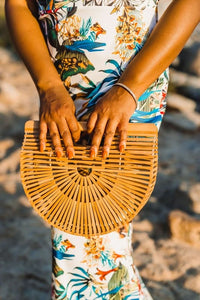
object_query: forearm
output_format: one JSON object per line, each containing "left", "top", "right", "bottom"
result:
{"left": 5, "top": 0, "right": 81, "bottom": 157}
{"left": 120, "top": 0, "right": 200, "bottom": 99}
{"left": 5, "top": 0, "right": 62, "bottom": 92}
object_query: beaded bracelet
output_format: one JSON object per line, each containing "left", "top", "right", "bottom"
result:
{"left": 114, "top": 82, "right": 137, "bottom": 106}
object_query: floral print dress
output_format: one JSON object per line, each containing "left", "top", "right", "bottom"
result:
{"left": 36, "top": 0, "right": 168, "bottom": 299}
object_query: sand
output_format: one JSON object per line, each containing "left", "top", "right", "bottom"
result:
{"left": 0, "top": 1, "right": 200, "bottom": 299}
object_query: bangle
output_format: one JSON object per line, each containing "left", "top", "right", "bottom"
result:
{"left": 113, "top": 82, "right": 137, "bottom": 106}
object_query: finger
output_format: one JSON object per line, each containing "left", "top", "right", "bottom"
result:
{"left": 90, "top": 117, "right": 107, "bottom": 159}
{"left": 49, "top": 121, "right": 63, "bottom": 158}
{"left": 66, "top": 115, "right": 81, "bottom": 142}
{"left": 102, "top": 120, "right": 118, "bottom": 159}
{"left": 39, "top": 120, "right": 47, "bottom": 152}
{"left": 87, "top": 112, "right": 98, "bottom": 134}
{"left": 58, "top": 118, "right": 74, "bottom": 159}
{"left": 118, "top": 120, "right": 128, "bottom": 152}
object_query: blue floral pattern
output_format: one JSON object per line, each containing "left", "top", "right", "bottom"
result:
{"left": 36, "top": 0, "right": 168, "bottom": 128}
{"left": 35, "top": 1, "right": 168, "bottom": 298}
{"left": 51, "top": 225, "right": 153, "bottom": 299}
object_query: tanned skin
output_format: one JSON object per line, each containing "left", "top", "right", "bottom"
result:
{"left": 5, "top": 0, "right": 200, "bottom": 159}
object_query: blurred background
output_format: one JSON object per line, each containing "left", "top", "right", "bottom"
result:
{"left": 0, "top": 0, "right": 200, "bottom": 299}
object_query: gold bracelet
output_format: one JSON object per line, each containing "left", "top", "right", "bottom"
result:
{"left": 114, "top": 82, "right": 137, "bottom": 106}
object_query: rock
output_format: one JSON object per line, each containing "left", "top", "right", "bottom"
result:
{"left": 0, "top": 112, "right": 29, "bottom": 140}
{"left": 178, "top": 42, "right": 200, "bottom": 77}
{"left": 189, "top": 183, "right": 200, "bottom": 214}
{"left": 0, "top": 47, "right": 14, "bottom": 65}
{"left": 0, "top": 138, "right": 14, "bottom": 159}
{"left": 0, "top": 46, "right": 39, "bottom": 119}
{"left": 0, "top": 81, "right": 21, "bottom": 100}
{"left": 163, "top": 112, "right": 199, "bottom": 132}
{"left": 183, "top": 110, "right": 200, "bottom": 127}
{"left": 148, "top": 282, "right": 175, "bottom": 300}
{"left": 159, "top": 182, "right": 191, "bottom": 213}
{"left": 184, "top": 274, "right": 200, "bottom": 294}
{"left": 152, "top": 172, "right": 177, "bottom": 200}
{"left": 159, "top": 181, "right": 200, "bottom": 215}
{"left": 167, "top": 93, "right": 196, "bottom": 113}
{"left": 166, "top": 94, "right": 200, "bottom": 128}
{"left": 0, "top": 102, "right": 7, "bottom": 113}
{"left": 176, "top": 86, "right": 200, "bottom": 107}
{"left": 0, "top": 173, "right": 21, "bottom": 195}
{"left": 0, "top": 148, "right": 20, "bottom": 174}
{"left": 170, "top": 69, "right": 200, "bottom": 88}
{"left": 169, "top": 69, "right": 200, "bottom": 102}
{"left": 132, "top": 219, "right": 153, "bottom": 233}
{"left": 169, "top": 210, "right": 200, "bottom": 247}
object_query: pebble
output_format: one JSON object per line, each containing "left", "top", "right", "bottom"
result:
{"left": 148, "top": 282, "right": 175, "bottom": 300}
{"left": 163, "top": 112, "right": 199, "bottom": 132}
{"left": 169, "top": 210, "right": 200, "bottom": 248}
{"left": 0, "top": 81, "right": 20, "bottom": 100}
{"left": 178, "top": 42, "right": 200, "bottom": 77}
{"left": 0, "top": 47, "right": 14, "bottom": 65}
{"left": 189, "top": 183, "right": 200, "bottom": 214}
{"left": 0, "top": 149, "right": 20, "bottom": 174}
{"left": 170, "top": 69, "right": 200, "bottom": 92}
{"left": 184, "top": 274, "right": 200, "bottom": 294}
{"left": 167, "top": 93, "right": 196, "bottom": 113}
{"left": 0, "top": 138, "right": 15, "bottom": 159}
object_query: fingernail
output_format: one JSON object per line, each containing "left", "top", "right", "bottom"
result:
{"left": 40, "top": 142, "right": 45, "bottom": 152}
{"left": 102, "top": 150, "right": 108, "bottom": 159}
{"left": 56, "top": 150, "right": 62, "bottom": 158}
{"left": 119, "top": 144, "right": 126, "bottom": 153}
{"left": 90, "top": 147, "right": 97, "bottom": 159}
{"left": 68, "top": 150, "right": 74, "bottom": 159}
{"left": 90, "top": 149, "right": 95, "bottom": 159}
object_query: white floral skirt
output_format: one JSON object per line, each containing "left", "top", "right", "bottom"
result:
{"left": 51, "top": 225, "right": 153, "bottom": 300}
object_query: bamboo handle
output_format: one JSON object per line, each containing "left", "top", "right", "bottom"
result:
{"left": 25, "top": 120, "right": 158, "bottom": 135}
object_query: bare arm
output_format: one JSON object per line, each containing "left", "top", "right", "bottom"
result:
{"left": 88, "top": 0, "right": 200, "bottom": 158}
{"left": 5, "top": 0, "right": 60, "bottom": 90}
{"left": 119, "top": 0, "right": 200, "bottom": 98}
{"left": 5, "top": 0, "right": 81, "bottom": 158}
{"left": 5, "top": 0, "right": 200, "bottom": 159}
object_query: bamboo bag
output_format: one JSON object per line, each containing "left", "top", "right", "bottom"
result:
{"left": 20, "top": 120, "right": 158, "bottom": 237}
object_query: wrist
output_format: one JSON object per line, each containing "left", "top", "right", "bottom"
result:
{"left": 38, "top": 80, "right": 73, "bottom": 107}
{"left": 111, "top": 85, "right": 137, "bottom": 111}
{"left": 113, "top": 82, "right": 138, "bottom": 107}
{"left": 37, "top": 79, "right": 64, "bottom": 97}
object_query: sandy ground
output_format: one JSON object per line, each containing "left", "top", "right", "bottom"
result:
{"left": 0, "top": 1, "right": 200, "bottom": 299}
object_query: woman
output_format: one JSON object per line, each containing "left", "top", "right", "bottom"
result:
{"left": 5, "top": 0, "right": 200, "bottom": 299}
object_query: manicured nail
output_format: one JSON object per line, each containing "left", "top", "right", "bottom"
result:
{"left": 68, "top": 150, "right": 74, "bottom": 159}
{"left": 90, "top": 149, "right": 95, "bottom": 159}
{"left": 40, "top": 142, "right": 45, "bottom": 152}
{"left": 102, "top": 150, "right": 108, "bottom": 159}
{"left": 90, "top": 147, "right": 97, "bottom": 159}
{"left": 102, "top": 147, "right": 109, "bottom": 159}
{"left": 119, "top": 144, "right": 126, "bottom": 153}
{"left": 56, "top": 150, "right": 63, "bottom": 158}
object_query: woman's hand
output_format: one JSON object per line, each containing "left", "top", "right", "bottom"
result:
{"left": 39, "top": 83, "right": 81, "bottom": 158}
{"left": 5, "top": 0, "right": 81, "bottom": 159}
{"left": 87, "top": 85, "right": 137, "bottom": 159}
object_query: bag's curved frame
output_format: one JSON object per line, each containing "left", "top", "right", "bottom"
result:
{"left": 20, "top": 120, "right": 158, "bottom": 237}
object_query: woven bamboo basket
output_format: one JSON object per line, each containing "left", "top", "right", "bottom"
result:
{"left": 20, "top": 120, "right": 158, "bottom": 237}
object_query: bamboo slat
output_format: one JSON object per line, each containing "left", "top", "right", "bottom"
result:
{"left": 20, "top": 120, "right": 158, "bottom": 237}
